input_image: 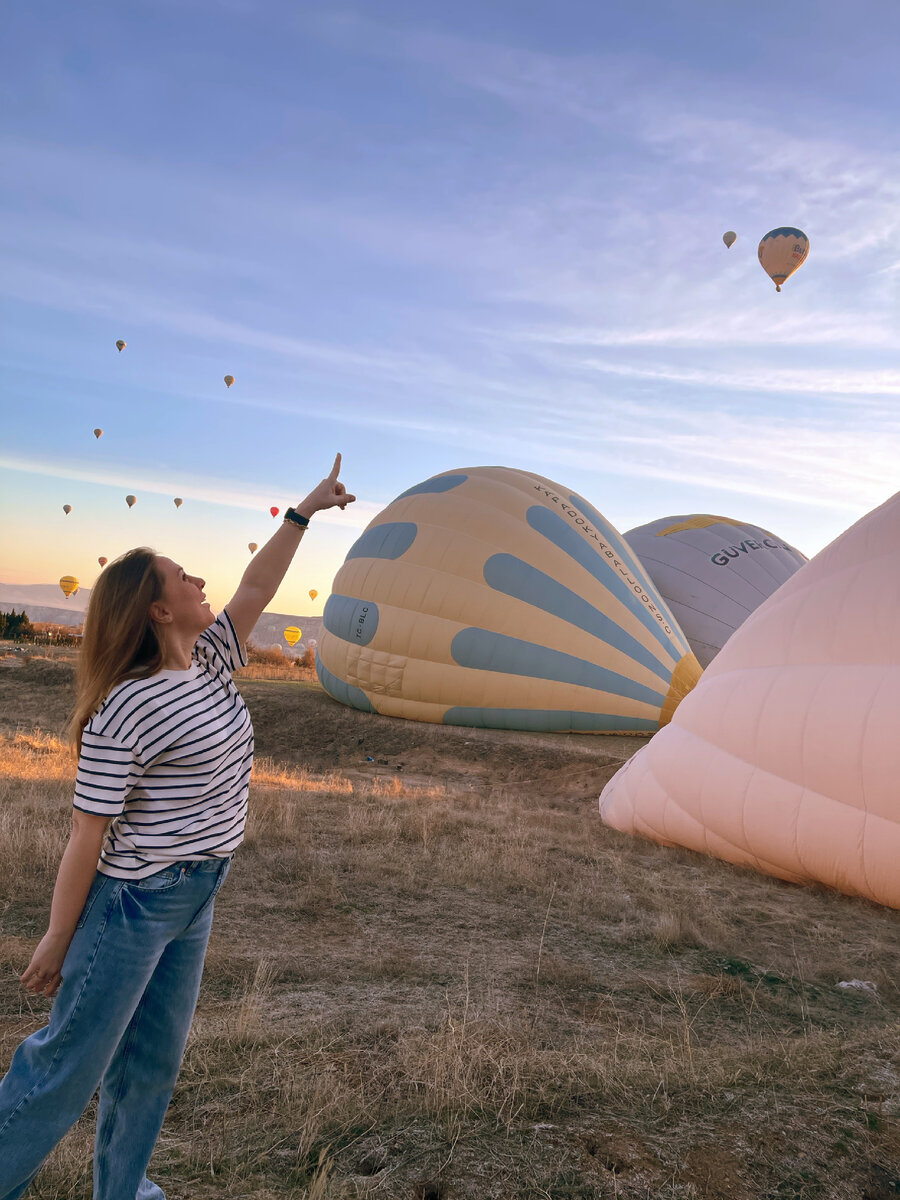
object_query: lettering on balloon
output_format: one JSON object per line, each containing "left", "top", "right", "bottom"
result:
{"left": 355, "top": 606, "right": 370, "bottom": 640}
{"left": 532, "top": 484, "right": 674, "bottom": 635}
{"left": 711, "top": 539, "right": 796, "bottom": 566}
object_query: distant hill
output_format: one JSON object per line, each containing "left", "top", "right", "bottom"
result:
{"left": 0, "top": 584, "right": 322, "bottom": 651}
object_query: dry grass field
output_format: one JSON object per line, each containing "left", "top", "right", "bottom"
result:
{"left": 1, "top": 649, "right": 899, "bottom": 1198}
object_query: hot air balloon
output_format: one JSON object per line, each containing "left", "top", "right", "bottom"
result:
{"left": 283, "top": 626, "right": 302, "bottom": 647}
{"left": 174, "top": 497, "right": 183, "bottom": 508}
{"left": 224, "top": 375, "right": 234, "bottom": 388}
{"left": 125, "top": 494, "right": 137, "bottom": 508}
{"left": 601, "top": 488, "right": 900, "bottom": 909}
{"left": 59, "top": 576, "right": 79, "bottom": 599}
{"left": 93, "top": 428, "right": 103, "bottom": 439}
{"left": 309, "top": 589, "right": 318, "bottom": 601}
{"left": 317, "top": 466, "right": 702, "bottom": 733}
{"left": 248, "top": 542, "right": 258, "bottom": 554}
{"left": 624, "top": 515, "right": 807, "bottom": 668}
{"left": 758, "top": 227, "right": 809, "bottom": 291}
{"left": 270, "top": 506, "right": 280, "bottom": 518}
{"left": 116, "top": 340, "right": 126, "bottom": 352}
{"left": 62, "top": 504, "right": 72, "bottom": 515}
{"left": 98, "top": 557, "right": 108, "bottom": 568}
{"left": 722, "top": 231, "right": 737, "bottom": 248}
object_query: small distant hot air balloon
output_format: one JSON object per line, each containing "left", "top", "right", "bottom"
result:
{"left": 283, "top": 626, "right": 302, "bottom": 647}
{"left": 59, "top": 576, "right": 79, "bottom": 598}
{"left": 758, "top": 227, "right": 809, "bottom": 292}
{"left": 93, "top": 428, "right": 103, "bottom": 439}
{"left": 248, "top": 542, "right": 258, "bottom": 554}
{"left": 98, "top": 557, "right": 108, "bottom": 568}
{"left": 722, "top": 231, "right": 737, "bottom": 248}
{"left": 224, "top": 375, "right": 234, "bottom": 388}
{"left": 270, "top": 506, "right": 280, "bottom": 518}
{"left": 308, "top": 589, "right": 318, "bottom": 601}
{"left": 62, "top": 504, "right": 72, "bottom": 515}
{"left": 116, "top": 340, "right": 126, "bottom": 352}
{"left": 174, "top": 497, "right": 183, "bottom": 508}
{"left": 125, "top": 494, "right": 137, "bottom": 508}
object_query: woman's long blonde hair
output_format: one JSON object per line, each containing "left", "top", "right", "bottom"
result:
{"left": 70, "top": 548, "right": 165, "bottom": 754}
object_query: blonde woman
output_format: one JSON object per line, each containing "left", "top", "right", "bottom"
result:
{"left": 0, "top": 456, "right": 354, "bottom": 1200}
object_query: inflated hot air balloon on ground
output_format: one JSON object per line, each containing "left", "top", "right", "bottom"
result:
{"left": 248, "top": 542, "right": 258, "bottom": 554}
{"left": 115, "top": 340, "right": 126, "bottom": 352}
{"left": 316, "top": 466, "right": 702, "bottom": 733}
{"left": 309, "top": 589, "right": 318, "bottom": 601}
{"left": 601, "top": 488, "right": 900, "bottom": 909}
{"left": 283, "top": 626, "right": 302, "bottom": 647}
{"left": 62, "top": 504, "right": 72, "bottom": 516}
{"left": 125, "top": 494, "right": 137, "bottom": 508}
{"left": 98, "top": 557, "right": 108, "bottom": 568}
{"left": 59, "top": 576, "right": 79, "bottom": 598}
{"left": 224, "top": 375, "right": 234, "bottom": 388}
{"left": 174, "top": 497, "right": 183, "bottom": 508}
{"left": 722, "top": 231, "right": 737, "bottom": 248}
{"left": 270, "top": 506, "right": 279, "bottom": 518}
{"left": 758, "top": 227, "right": 809, "bottom": 291}
{"left": 93, "top": 428, "right": 103, "bottom": 439}
{"left": 624, "top": 515, "right": 807, "bottom": 667}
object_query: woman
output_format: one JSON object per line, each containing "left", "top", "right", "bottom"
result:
{"left": 0, "top": 455, "right": 355, "bottom": 1199}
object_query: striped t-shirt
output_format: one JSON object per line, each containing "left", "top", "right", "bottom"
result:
{"left": 74, "top": 609, "right": 254, "bottom": 879}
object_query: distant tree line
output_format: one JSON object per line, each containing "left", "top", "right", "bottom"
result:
{"left": 0, "top": 609, "right": 35, "bottom": 640}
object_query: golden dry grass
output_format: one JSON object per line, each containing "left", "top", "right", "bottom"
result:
{"left": 1, "top": 678, "right": 899, "bottom": 1199}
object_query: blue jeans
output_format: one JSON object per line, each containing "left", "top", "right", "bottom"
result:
{"left": 0, "top": 856, "right": 231, "bottom": 1200}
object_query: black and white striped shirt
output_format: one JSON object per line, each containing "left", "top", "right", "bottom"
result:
{"left": 74, "top": 609, "right": 253, "bottom": 879}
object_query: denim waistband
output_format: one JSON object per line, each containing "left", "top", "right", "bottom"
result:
{"left": 174, "top": 856, "right": 233, "bottom": 876}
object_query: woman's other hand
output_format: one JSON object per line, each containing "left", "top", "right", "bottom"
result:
{"left": 296, "top": 453, "right": 356, "bottom": 517}
{"left": 21, "top": 932, "right": 71, "bottom": 998}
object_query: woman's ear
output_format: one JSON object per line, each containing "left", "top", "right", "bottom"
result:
{"left": 149, "top": 601, "right": 172, "bottom": 624}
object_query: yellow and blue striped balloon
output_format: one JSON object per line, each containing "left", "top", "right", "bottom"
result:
{"left": 317, "top": 467, "right": 701, "bottom": 733}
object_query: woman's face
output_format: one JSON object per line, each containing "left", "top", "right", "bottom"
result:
{"left": 153, "top": 556, "right": 214, "bottom": 634}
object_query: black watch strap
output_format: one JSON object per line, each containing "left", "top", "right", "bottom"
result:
{"left": 283, "top": 507, "right": 311, "bottom": 528}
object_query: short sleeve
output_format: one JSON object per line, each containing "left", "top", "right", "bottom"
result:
{"left": 196, "top": 608, "right": 248, "bottom": 675}
{"left": 74, "top": 730, "right": 141, "bottom": 817}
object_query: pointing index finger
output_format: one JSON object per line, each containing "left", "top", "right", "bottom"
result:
{"left": 328, "top": 452, "right": 342, "bottom": 483}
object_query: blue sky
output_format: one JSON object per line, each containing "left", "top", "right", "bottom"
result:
{"left": 2, "top": 0, "right": 899, "bottom": 617}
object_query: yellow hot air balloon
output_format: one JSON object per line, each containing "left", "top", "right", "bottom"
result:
{"left": 309, "top": 589, "right": 318, "bottom": 601}
{"left": 174, "top": 497, "right": 183, "bottom": 508}
{"left": 59, "top": 575, "right": 79, "bottom": 599}
{"left": 283, "top": 626, "right": 302, "bottom": 647}
{"left": 116, "top": 339, "right": 126, "bottom": 352}
{"left": 758, "top": 227, "right": 809, "bottom": 291}
{"left": 224, "top": 375, "right": 234, "bottom": 388}
{"left": 62, "top": 504, "right": 72, "bottom": 515}
{"left": 125, "top": 494, "right": 137, "bottom": 508}
{"left": 93, "top": 428, "right": 103, "bottom": 439}
{"left": 248, "top": 542, "right": 258, "bottom": 554}
{"left": 722, "top": 230, "right": 737, "bottom": 248}
{"left": 98, "top": 557, "right": 108, "bottom": 567}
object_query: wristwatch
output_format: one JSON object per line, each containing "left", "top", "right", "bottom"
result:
{"left": 283, "top": 507, "right": 311, "bottom": 528}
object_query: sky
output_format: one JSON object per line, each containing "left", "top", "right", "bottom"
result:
{"left": 2, "top": 0, "right": 899, "bottom": 618}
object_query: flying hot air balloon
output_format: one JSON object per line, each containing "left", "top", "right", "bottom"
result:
{"left": 93, "top": 428, "right": 103, "bottom": 439}
{"left": 317, "top": 466, "right": 702, "bottom": 733}
{"left": 758, "top": 227, "right": 809, "bottom": 291}
{"left": 224, "top": 375, "right": 234, "bottom": 388}
{"left": 248, "top": 542, "right": 258, "bottom": 554}
{"left": 283, "top": 626, "right": 302, "bottom": 647}
{"left": 270, "top": 506, "right": 280, "bottom": 518}
{"left": 174, "top": 497, "right": 183, "bottom": 508}
{"left": 125, "top": 494, "right": 137, "bottom": 508}
{"left": 98, "top": 557, "right": 108, "bottom": 568}
{"left": 62, "top": 504, "right": 72, "bottom": 515}
{"left": 309, "top": 589, "right": 318, "bottom": 601}
{"left": 59, "top": 576, "right": 79, "bottom": 599}
{"left": 722, "top": 231, "right": 737, "bottom": 248}
{"left": 116, "top": 340, "right": 126, "bottom": 352}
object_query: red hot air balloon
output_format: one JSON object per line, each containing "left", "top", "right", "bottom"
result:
{"left": 98, "top": 556, "right": 108, "bottom": 567}
{"left": 270, "top": 506, "right": 280, "bottom": 518}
